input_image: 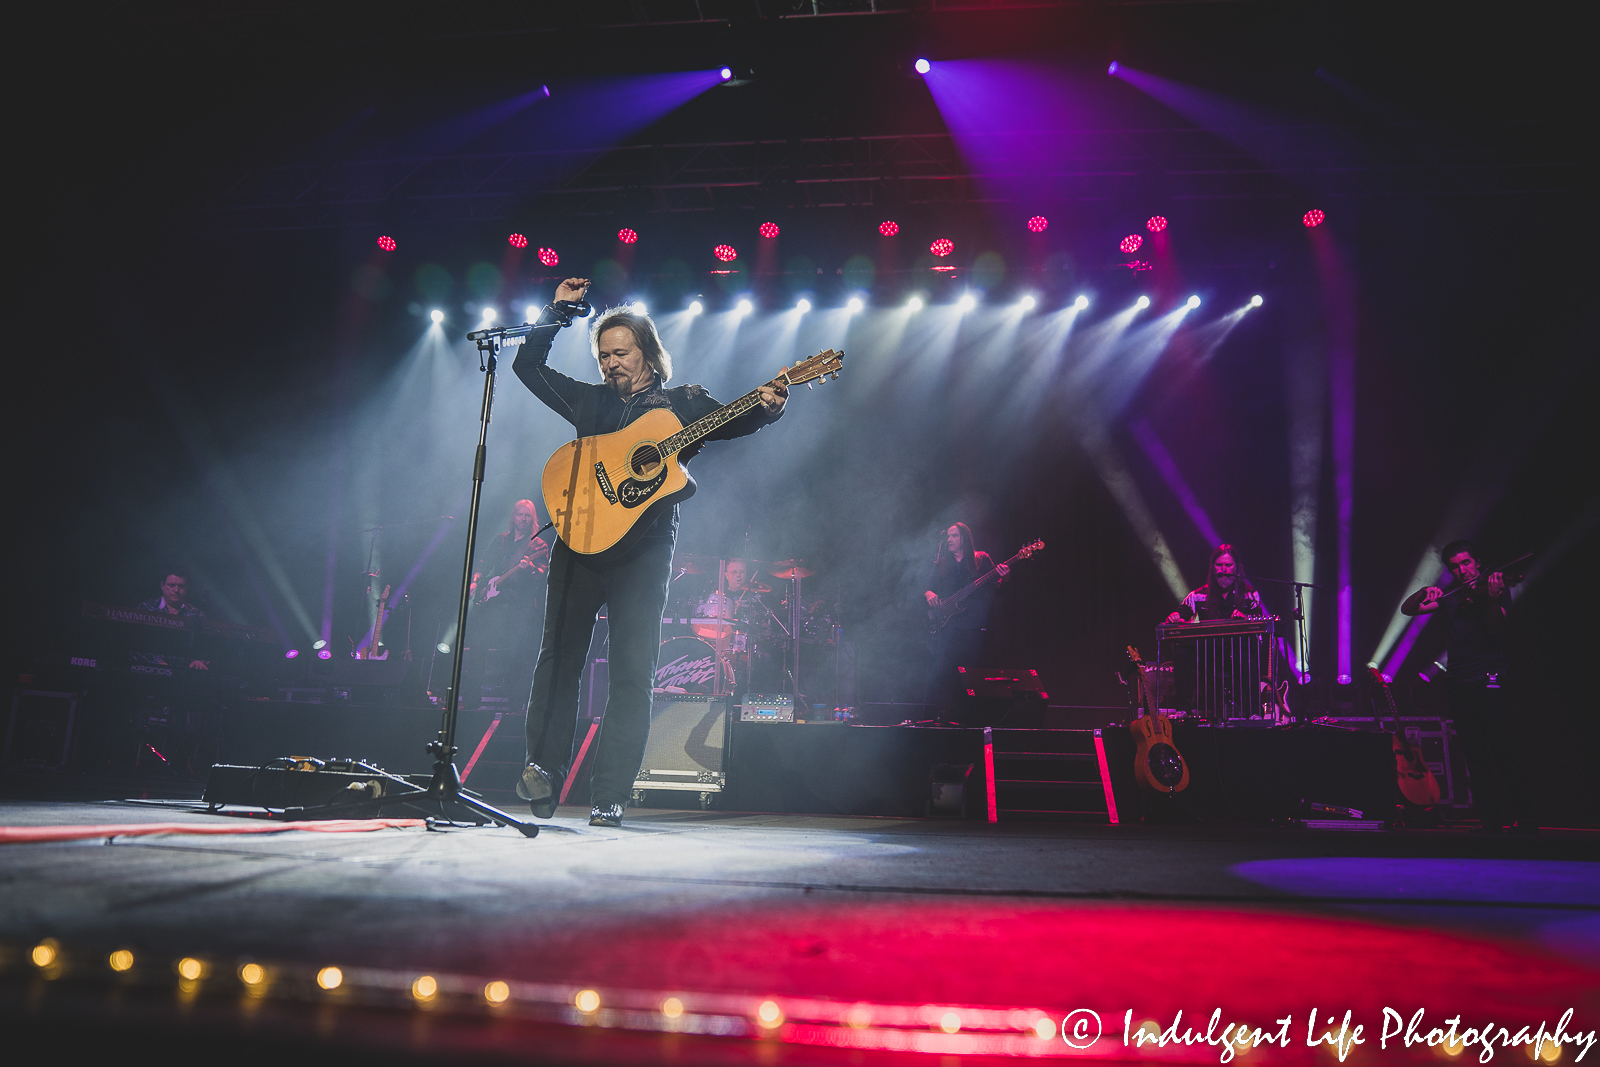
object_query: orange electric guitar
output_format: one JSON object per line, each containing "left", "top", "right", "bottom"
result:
{"left": 542, "top": 349, "right": 844, "bottom": 556}
{"left": 1126, "top": 646, "right": 1189, "bottom": 794}
{"left": 1368, "top": 666, "right": 1440, "bottom": 807}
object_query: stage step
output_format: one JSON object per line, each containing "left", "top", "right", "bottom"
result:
{"left": 985, "top": 727, "right": 1119, "bottom": 825}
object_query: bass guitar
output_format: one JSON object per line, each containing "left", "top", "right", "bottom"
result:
{"left": 1367, "top": 666, "right": 1440, "bottom": 807}
{"left": 542, "top": 348, "right": 844, "bottom": 556}
{"left": 1126, "top": 645, "right": 1190, "bottom": 794}
{"left": 475, "top": 546, "right": 549, "bottom": 606}
{"left": 926, "top": 540, "right": 1044, "bottom": 633}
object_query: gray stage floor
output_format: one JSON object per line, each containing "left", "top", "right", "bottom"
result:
{"left": 3, "top": 799, "right": 1598, "bottom": 1064}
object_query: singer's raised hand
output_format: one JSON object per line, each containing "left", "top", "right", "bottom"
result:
{"left": 555, "top": 277, "right": 590, "bottom": 303}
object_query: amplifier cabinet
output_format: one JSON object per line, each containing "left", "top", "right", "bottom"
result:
{"left": 632, "top": 695, "right": 728, "bottom": 807}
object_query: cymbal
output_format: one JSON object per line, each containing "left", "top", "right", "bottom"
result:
{"left": 768, "top": 559, "right": 813, "bottom": 579}
{"left": 672, "top": 554, "right": 717, "bottom": 575}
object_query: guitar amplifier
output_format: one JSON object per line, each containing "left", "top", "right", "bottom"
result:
{"left": 632, "top": 695, "right": 728, "bottom": 806}
{"left": 739, "top": 693, "right": 794, "bottom": 722}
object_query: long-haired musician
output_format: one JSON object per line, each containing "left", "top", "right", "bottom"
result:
{"left": 1166, "top": 543, "right": 1265, "bottom": 624}
{"left": 924, "top": 523, "right": 1010, "bottom": 716}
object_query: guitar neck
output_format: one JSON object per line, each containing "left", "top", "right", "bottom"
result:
{"left": 659, "top": 387, "right": 771, "bottom": 459}
{"left": 945, "top": 549, "right": 1025, "bottom": 607}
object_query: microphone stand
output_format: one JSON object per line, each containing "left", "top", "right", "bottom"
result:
{"left": 1246, "top": 574, "right": 1320, "bottom": 690}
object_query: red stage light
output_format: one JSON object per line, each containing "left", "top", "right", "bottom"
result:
{"left": 1119, "top": 234, "right": 1143, "bottom": 254}
{"left": 617, "top": 228, "right": 638, "bottom": 245}
{"left": 758, "top": 222, "right": 779, "bottom": 239}
{"left": 507, "top": 233, "right": 528, "bottom": 249}
{"left": 930, "top": 238, "right": 954, "bottom": 258}
{"left": 1147, "top": 216, "right": 1168, "bottom": 233}
{"left": 879, "top": 220, "right": 899, "bottom": 237}
{"left": 537, "top": 247, "right": 559, "bottom": 267}
{"left": 1303, "top": 208, "right": 1326, "bottom": 228}
{"left": 1026, "top": 216, "right": 1048, "bottom": 233}
{"left": 713, "top": 244, "right": 738, "bottom": 262}
{"left": 376, "top": 235, "right": 396, "bottom": 252}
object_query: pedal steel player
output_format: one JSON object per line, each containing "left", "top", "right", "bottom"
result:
{"left": 511, "top": 279, "right": 788, "bottom": 827}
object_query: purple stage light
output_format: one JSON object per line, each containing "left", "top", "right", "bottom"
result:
{"left": 617, "top": 227, "right": 638, "bottom": 245}
{"left": 1147, "top": 215, "right": 1168, "bottom": 233}
{"left": 284, "top": 649, "right": 299, "bottom": 660}
{"left": 719, "top": 67, "right": 733, "bottom": 81}
{"left": 1107, "top": 61, "right": 1119, "bottom": 75}
{"left": 914, "top": 59, "right": 931, "bottom": 75}
{"left": 507, "top": 233, "right": 528, "bottom": 249}
{"left": 1119, "top": 234, "right": 1143, "bottom": 254}
{"left": 879, "top": 220, "right": 899, "bottom": 237}
{"left": 1026, "top": 215, "right": 1048, "bottom": 233}
{"left": 376, "top": 235, "right": 396, "bottom": 252}
{"left": 759, "top": 222, "right": 779, "bottom": 239}
{"left": 537, "top": 247, "right": 559, "bottom": 266}
{"left": 317, "top": 649, "right": 332, "bottom": 660}
{"left": 930, "top": 238, "right": 954, "bottom": 257}
{"left": 1303, "top": 208, "right": 1326, "bottom": 228}
{"left": 713, "top": 244, "right": 738, "bottom": 262}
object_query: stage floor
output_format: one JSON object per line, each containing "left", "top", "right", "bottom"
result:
{"left": 3, "top": 797, "right": 1597, "bottom": 1064}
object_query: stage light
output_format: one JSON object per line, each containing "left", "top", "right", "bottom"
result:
{"left": 1019, "top": 294, "right": 1037, "bottom": 310}
{"left": 31, "top": 941, "right": 58, "bottom": 967}
{"left": 317, "top": 966, "right": 343, "bottom": 991}
{"left": 907, "top": 295, "right": 923, "bottom": 311}
{"left": 540, "top": 84, "right": 550, "bottom": 98}
{"left": 484, "top": 981, "right": 511, "bottom": 1005}
{"left": 109, "top": 950, "right": 134, "bottom": 972}
{"left": 284, "top": 649, "right": 299, "bottom": 659}
{"left": 957, "top": 293, "right": 977, "bottom": 311}
{"left": 429, "top": 309, "right": 444, "bottom": 324}
{"left": 1147, "top": 216, "right": 1168, "bottom": 233}
{"left": 1074, "top": 295, "right": 1090, "bottom": 310}
{"left": 930, "top": 237, "right": 954, "bottom": 257}
{"left": 1135, "top": 295, "right": 1151, "bottom": 310}
{"left": 759, "top": 221, "right": 779, "bottom": 239}
{"left": 312, "top": 639, "right": 327, "bottom": 650}
{"left": 617, "top": 227, "right": 638, "bottom": 244}
{"left": 1026, "top": 215, "right": 1048, "bottom": 233}
{"left": 412, "top": 976, "right": 438, "bottom": 1001}
{"left": 178, "top": 958, "right": 205, "bottom": 981}
{"left": 1186, "top": 295, "right": 1201, "bottom": 309}
{"left": 1120, "top": 234, "right": 1144, "bottom": 254}
{"left": 436, "top": 642, "right": 451, "bottom": 654}
{"left": 795, "top": 298, "right": 811, "bottom": 313}
{"left": 630, "top": 301, "right": 647, "bottom": 315}
{"left": 662, "top": 997, "right": 684, "bottom": 1018}
{"left": 846, "top": 296, "right": 864, "bottom": 313}
{"left": 914, "top": 58, "right": 931, "bottom": 74}
{"left": 239, "top": 963, "right": 264, "bottom": 985}
{"left": 1250, "top": 294, "right": 1264, "bottom": 307}
{"left": 481, "top": 307, "right": 497, "bottom": 323}
{"left": 576, "top": 989, "right": 602, "bottom": 1013}
{"left": 1108, "top": 61, "right": 1119, "bottom": 75}
{"left": 377, "top": 235, "right": 396, "bottom": 252}
{"left": 714, "top": 244, "right": 738, "bottom": 262}
{"left": 537, "top": 247, "right": 559, "bottom": 266}
{"left": 757, "top": 1000, "right": 784, "bottom": 1027}
{"left": 735, "top": 298, "right": 753, "bottom": 316}
{"left": 508, "top": 233, "right": 528, "bottom": 249}
{"left": 719, "top": 67, "right": 733, "bottom": 81}
{"left": 525, "top": 304, "right": 538, "bottom": 322}
{"left": 879, "top": 220, "right": 899, "bottom": 236}
{"left": 688, "top": 300, "right": 704, "bottom": 315}
{"left": 1303, "top": 208, "right": 1325, "bottom": 228}
{"left": 317, "top": 649, "right": 332, "bottom": 660}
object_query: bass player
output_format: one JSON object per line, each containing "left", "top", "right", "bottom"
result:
{"left": 511, "top": 278, "right": 788, "bottom": 828}
{"left": 923, "top": 523, "right": 1009, "bottom": 717}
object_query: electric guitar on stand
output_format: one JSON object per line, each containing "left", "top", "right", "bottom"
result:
{"left": 542, "top": 349, "right": 844, "bottom": 556}
{"left": 1126, "top": 645, "right": 1190, "bottom": 794}
{"left": 1368, "top": 666, "right": 1440, "bottom": 807}
{"left": 926, "top": 540, "right": 1044, "bottom": 632}
{"left": 357, "top": 584, "right": 391, "bottom": 660}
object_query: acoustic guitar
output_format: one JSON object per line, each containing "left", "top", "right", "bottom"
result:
{"left": 927, "top": 540, "right": 1044, "bottom": 632}
{"left": 1367, "top": 666, "right": 1440, "bottom": 807}
{"left": 542, "top": 349, "right": 844, "bottom": 556}
{"left": 1126, "top": 645, "right": 1190, "bottom": 794}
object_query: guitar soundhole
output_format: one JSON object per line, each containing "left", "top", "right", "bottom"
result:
{"left": 630, "top": 445, "right": 662, "bottom": 476}
{"left": 1147, "top": 743, "right": 1185, "bottom": 788}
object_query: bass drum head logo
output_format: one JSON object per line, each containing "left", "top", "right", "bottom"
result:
{"left": 653, "top": 637, "right": 720, "bottom": 693}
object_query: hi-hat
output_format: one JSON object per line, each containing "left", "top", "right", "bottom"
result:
{"left": 768, "top": 559, "right": 813, "bottom": 579}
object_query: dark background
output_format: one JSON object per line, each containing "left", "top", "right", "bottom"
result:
{"left": 9, "top": 3, "right": 1593, "bottom": 818}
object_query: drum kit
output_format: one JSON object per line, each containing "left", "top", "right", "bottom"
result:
{"left": 653, "top": 554, "right": 840, "bottom": 700}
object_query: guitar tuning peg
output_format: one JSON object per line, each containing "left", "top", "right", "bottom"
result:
{"left": 806, "top": 381, "right": 814, "bottom": 390}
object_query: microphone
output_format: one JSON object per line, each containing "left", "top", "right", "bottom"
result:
{"left": 550, "top": 298, "right": 592, "bottom": 326}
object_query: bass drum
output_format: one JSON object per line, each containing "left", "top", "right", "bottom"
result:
{"left": 653, "top": 636, "right": 723, "bottom": 694}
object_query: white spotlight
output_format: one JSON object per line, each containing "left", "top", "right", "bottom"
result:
{"left": 1250, "top": 294, "right": 1264, "bottom": 307}
{"left": 1073, "top": 295, "right": 1089, "bottom": 310}
{"left": 525, "top": 304, "right": 538, "bottom": 323}
{"left": 1018, "top": 294, "right": 1037, "bottom": 310}
{"left": 846, "top": 296, "right": 864, "bottom": 313}
{"left": 795, "top": 298, "right": 811, "bottom": 313}
{"left": 735, "top": 298, "right": 753, "bottom": 316}
{"left": 312, "top": 639, "right": 328, "bottom": 650}
{"left": 630, "top": 300, "right": 648, "bottom": 315}
{"left": 957, "top": 293, "right": 977, "bottom": 311}
{"left": 436, "top": 642, "right": 451, "bottom": 654}
{"left": 688, "top": 300, "right": 704, "bottom": 316}
{"left": 1134, "top": 296, "right": 1150, "bottom": 310}
{"left": 907, "top": 296, "right": 924, "bottom": 312}
{"left": 481, "top": 307, "right": 497, "bottom": 323}
{"left": 914, "top": 58, "right": 931, "bottom": 75}
{"left": 1185, "top": 295, "right": 1201, "bottom": 309}
{"left": 429, "top": 309, "right": 444, "bottom": 324}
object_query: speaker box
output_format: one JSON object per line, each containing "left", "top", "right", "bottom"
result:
{"left": 632, "top": 694, "right": 728, "bottom": 807}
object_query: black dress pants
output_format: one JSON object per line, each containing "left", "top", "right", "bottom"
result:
{"left": 1449, "top": 680, "right": 1531, "bottom": 828}
{"left": 524, "top": 535, "right": 674, "bottom": 808}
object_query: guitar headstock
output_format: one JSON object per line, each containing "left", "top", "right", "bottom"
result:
{"left": 1016, "top": 539, "right": 1045, "bottom": 559}
{"left": 1126, "top": 644, "right": 1144, "bottom": 666}
{"left": 783, "top": 349, "right": 845, "bottom": 388}
{"left": 1367, "top": 666, "right": 1388, "bottom": 687}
